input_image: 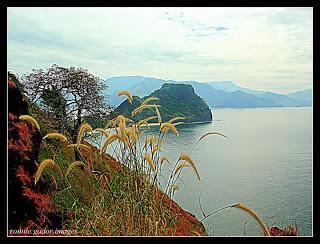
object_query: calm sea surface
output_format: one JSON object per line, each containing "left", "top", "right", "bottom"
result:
{"left": 98, "top": 107, "right": 312, "bottom": 236}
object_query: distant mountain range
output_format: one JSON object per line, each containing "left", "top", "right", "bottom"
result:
{"left": 104, "top": 76, "right": 312, "bottom": 108}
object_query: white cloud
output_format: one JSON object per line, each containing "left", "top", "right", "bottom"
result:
{"left": 7, "top": 7, "right": 312, "bottom": 93}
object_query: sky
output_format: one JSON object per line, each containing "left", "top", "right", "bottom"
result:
{"left": 8, "top": 7, "right": 313, "bottom": 93}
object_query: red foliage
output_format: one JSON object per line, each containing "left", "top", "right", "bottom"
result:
{"left": 16, "top": 165, "right": 32, "bottom": 186}
{"left": 22, "top": 187, "right": 53, "bottom": 213}
{"left": 270, "top": 225, "right": 298, "bottom": 236}
{"left": 8, "top": 79, "right": 17, "bottom": 88}
{"left": 8, "top": 116, "right": 35, "bottom": 161}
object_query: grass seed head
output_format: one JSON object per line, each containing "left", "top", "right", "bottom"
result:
{"left": 117, "top": 90, "right": 133, "bottom": 104}
{"left": 19, "top": 115, "right": 40, "bottom": 130}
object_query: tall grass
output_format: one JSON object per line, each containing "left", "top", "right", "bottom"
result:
{"left": 33, "top": 90, "right": 270, "bottom": 236}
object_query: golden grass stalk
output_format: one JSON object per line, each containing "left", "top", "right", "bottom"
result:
{"left": 168, "top": 116, "right": 185, "bottom": 124}
{"left": 119, "top": 121, "right": 127, "bottom": 139}
{"left": 116, "top": 115, "right": 129, "bottom": 125}
{"left": 19, "top": 115, "right": 40, "bottom": 130}
{"left": 34, "top": 159, "right": 58, "bottom": 185}
{"left": 94, "top": 128, "right": 109, "bottom": 137}
{"left": 173, "top": 163, "right": 191, "bottom": 176}
{"left": 155, "top": 107, "right": 162, "bottom": 124}
{"left": 149, "top": 136, "right": 155, "bottom": 146}
{"left": 152, "top": 146, "right": 162, "bottom": 155}
{"left": 143, "top": 153, "right": 156, "bottom": 172}
{"left": 136, "top": 119, "right": 150, "bottom": 129}
{"left": 231, "top": 203, "right": 270, "bottom": 236}
{"left": 126, "top": 127, "right": 138, "bottom": 143}
{"left": 171, "top": 184, "right": 180, "bottom": 193}
{"left": 67, "top": 143, "right": 92, "bottom": 153}
{"left": 144, "top": 115, "right": 158, "bottom": 123}
{"left": 160, "top": 122, "right": 179, "bottom": 136}
{"left": 178, "top": 153, "right": 201, "bottom": 181}
{"left": 190, "top": 230, "right": 201, "bottom": 236}
{"left": 66, "top": 161, "right": 87, "bottom": 176}
{"left": 160, "top": 156, "right": 170, "bottom": 165}
{"left": 77, "top": 123, "right": 93, "bottom": 145}
{"left": 190, "top": 131, "right": 227, "bottom": 154}
{"left": 43, "top": 132, "right": 68, "bottom": 142}
{"left": 141, "top": 96, "right": 159, "bottom": 106}
{"left": 172, "top": 122, "right": 184, "bottom": 126}
{"left": 131, "top": 104, "right": 161, "bottom": 117}
{"left": 99, "top": 133, "right": 123, "bottom": 155}
{"left": 117, "top": 90, "right": 133, "bottom": 104}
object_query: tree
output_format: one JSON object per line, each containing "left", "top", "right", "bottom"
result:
{"left": 22, "top": 64, "right": 112, "bottom": 159}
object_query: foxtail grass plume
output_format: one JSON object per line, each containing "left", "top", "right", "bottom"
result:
{"left": 160, "top": 156, "right": 170, "bottom": 165}
{"left": 100, "top": 133, "right": 123, "bottom": 155}
{"left": 178, "top": 153, "right": 201, "bottom": 181}
{"left": 43, "top": 132, "right": 68, "bottom": 142}
{"left": 232, "top": 203, "right": 270, "bottom": 236}
{"left": 171, "top": 184, "right": 180, "bottom": 193}
{"left": 160, "top": 122, "right": 179, "bottom": 136}
{"left": 94, "top": 128, "right": 109, "bottom": 137}
{"left": 143, "top": 153, "right": 156, "bottom": 172}
{"left": 77, "top": 123, "right": 93, "bottom": 145}
{"left": 118, "top": 90, "right": 133, "bottom": 104}
{"left": 141, "top": 96, "right": 159, "bottom": 106}
{"left": 66, "top": 161, "right": 87, "bottom": 176}
{"left": 34, "top": 159, "right": 60, "bottom": 185}
{"left": 19, "top": 115, "right": 40, "bottom": 130}
{"left": 174, "top": 163, "right": 191, "bottom": 176}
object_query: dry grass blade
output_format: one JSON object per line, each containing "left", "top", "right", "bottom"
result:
{"left": 190, "top": 230, "right": 201, "bottom": 236}
{"left": 160, "top": 122, "right": 179, "bottom": 136}
{"left": 155, "top": 107, "right": 162, "bottom": 124}
{"left": 171, "top": 184, "right": 179, "bottom": 193}
{"left": 43, "top": 132, "right": 68, "bottom": 142}
{"left": 232, "top": 203, "right": 270, "bottom": 236}
{"left": 136, "top": 119, "right": 150, "bottom": 129}
{"left": 119, "top": 121, "right": 127, "bottom": 139}
{"left": 144, "top": 115, "right": 158, "bottom": 123}
{"left": 126, "top": 127, "right": 138, "bottom": 142}
{"left": 68, "top": 143, "right": 92, "bottom": 153}
{"left": 152, "top": 146, "right": 162, "bottom": 155}
{"left": 168, "top": 116, "right": 185, "bottom": 124}
{"left": 34, "top": 159, "right": 58, "bottom": 185}
{"left": 94, "top": 128, "right": 109, "bottom": 137}
{"left": 99, "top": 133, "right": 123, "bottom": 155}
{"left": 141, "top": 96, "right": 159, "bottom": 106}
{"left": 143, "top": 154, "right": 156, "bottom": 172}
{"left": 66, "top": 161, "right": 87, "bottom": 176}
{"left": 19, "top": 115, "right": 40, "bottom": 130}
{"left": 190, "top": 131, "right": 227, "bottom": 154}
{"left": 160, "top": 156, "right": 170, "bottom": 165}
{"left": 178, "top": 153, "right": 201, "bottom": 181}
{"left": 117, "top": 90, "right": 133, "bottom": 104}
{"left": 131, "top": 104, "right": 161, "bottom": 117}
{"left": 173, "top": 163, "right": 191, "bottom": 176}
{"left": 77, "top": 123, "right": 93, "bottom": 145}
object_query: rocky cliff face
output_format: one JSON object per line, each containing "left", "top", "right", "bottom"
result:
{"left": 114, "top": 83, "right": 212, "bottom": 123}
{"left": 8, "top": 78, "right": 61, "bottom": 235}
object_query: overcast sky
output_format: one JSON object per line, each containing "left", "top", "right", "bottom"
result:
{"left": 8, "top": 7, "right": 312, "bottom": 93}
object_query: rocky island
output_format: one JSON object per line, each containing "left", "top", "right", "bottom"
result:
{"left": 113, "top": 83, "right": 213, "bottom": 123}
